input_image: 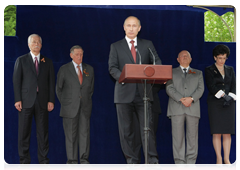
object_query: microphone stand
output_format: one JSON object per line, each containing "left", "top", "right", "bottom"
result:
{"left": 135, "top": 46, "right": 141, "bottom": 65}
{"left": 136, "top": 46, "right": 151, "bottom": 164}
{"left": 143, "top": 79, "right": 150, "bottom": 164}
{"left": 148, "top": 48, "right": 156, "bottom": 65}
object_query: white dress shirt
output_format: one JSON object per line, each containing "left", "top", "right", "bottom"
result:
{"left": 180, "top": 65, "right": 190, "bottom": 73}
{"left": 30, "top": 51, "right": 40, "bottom": 63}
{"left": 72, "top": 60, "right": 83, "bottom": 75}
{"left": 125, "top": 36, "right": 137, "bottom": 50}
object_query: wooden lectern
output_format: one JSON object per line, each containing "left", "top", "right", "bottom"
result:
{"left": 119, "top": 64, "right": 172, "bottom": 164}
{"left": 119, "top": 64, "right": 172, "bottom": 84}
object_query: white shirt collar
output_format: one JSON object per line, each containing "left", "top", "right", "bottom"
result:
{"left": 30, "top": 51, "right": 40, "bottom": 63}
{"left": 72, "top": 60, "right": 83, "bottom": 73}
{"left": 72, "top": 60, "right": 82, "bottom": 67}
{"left": 180, "top": 65, "right": 190, "bottom": 73}
{"left": 125, "top": 36, "right": 137, "bottom": 50}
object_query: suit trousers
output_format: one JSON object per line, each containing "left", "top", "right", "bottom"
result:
{"left": 62, "top": 106, "right": 90, "bottom": 164}
{"left": 171, "top": 114, "right": 199, "bottom": 164}
{"left": 18, "top": 95, "right": 49, "bottom": 164}
{"left": 116, "top": 92, "right": 158, "bottom": 164}
{"left": 133, "top": 105, "right": 159, "bottom": 163}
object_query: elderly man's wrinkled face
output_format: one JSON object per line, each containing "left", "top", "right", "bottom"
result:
{"left": 177, "top": 51, "right": 192, "bottom": 67}
{"left": 70, "top": 49, "right": 83, "bottom": 65}
{"left": 28, "top": 36, "right": 42, "bottom": 54}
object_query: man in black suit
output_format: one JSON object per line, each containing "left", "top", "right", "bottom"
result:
{"left": 108, "top": 16, "right": 162, "bottom": 164}
{"left": 56, "top": 45, "right": 94, "bottom": 164}
{"left": 13, "top": 34, "right": 55, "bottom": 164}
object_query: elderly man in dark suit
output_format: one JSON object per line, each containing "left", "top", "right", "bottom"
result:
{"left": 56, "top": 45, "right": 94, "bottom": 164}
{"left": 166, "top": 50, "right": 204, "bottom": 164}
{"left": 13, "top": 34, "right": 55, "bottom": 164}
{"left": 108, "top": 16, "right": 162, "bottom": 164}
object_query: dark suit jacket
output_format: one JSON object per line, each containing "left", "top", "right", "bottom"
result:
{"left": 13, "top": 53, "right": 55, "bottom": 110}
{"left": 205, "top": 64, "right": 236, "bottom": 101}
{"left": 152, "top": 84, "right": 165, "bottom": 114}
{"left": 56, "top": 62, "right": 94, "bottom": 118}
{"left": 108, "top": 38, "right": 162, "bottom": 103}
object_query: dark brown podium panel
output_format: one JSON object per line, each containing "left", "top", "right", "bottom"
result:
{"left": 119, "top": 64, "right": 172, "bottom": 84}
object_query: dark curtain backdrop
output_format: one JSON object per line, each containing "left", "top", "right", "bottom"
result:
{"left": 4, "top": 5, "right": 236, "bottom": 164}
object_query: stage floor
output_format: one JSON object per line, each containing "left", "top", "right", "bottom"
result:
{"left": 4, "top": 167, "right": 238, "bottom": 170}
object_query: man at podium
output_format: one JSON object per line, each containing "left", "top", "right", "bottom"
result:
{"left": 108, "top": 16, "right": 162, "bottom": 164}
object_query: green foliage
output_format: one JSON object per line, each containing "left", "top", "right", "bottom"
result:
{"left": 4, "top": 5, "right": 16, "bottom": 36}
{"left": 205, "top": 11, "right": 234, "bottom": 42}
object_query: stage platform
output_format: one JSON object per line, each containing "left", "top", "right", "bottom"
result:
{"left": 4, "top": 167, "right": 238, "bottom": 170}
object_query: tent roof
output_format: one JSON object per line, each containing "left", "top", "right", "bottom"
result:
{"left": 64, "top": 5, "right": 234, "bottom": 16}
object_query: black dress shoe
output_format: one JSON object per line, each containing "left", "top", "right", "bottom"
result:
{"left": 17, "top": 164, "right": 29, "bottom": 169}
{"left": 41, "top": 163, "right": 52, "bottom": 168}
{"left": 126, "top": 163, "right": 136, "bottom": 169}
{"left": 150, "top": 162, "right": 162, "bottom": 170}
{"left": 81, "top": 164, "right": 93, "bottom": 168}
{"left": 67, "top": 164, "right": 76, "bottom": 168}
{"left": 66, "top": 160, "right": 78, "bottom": 164}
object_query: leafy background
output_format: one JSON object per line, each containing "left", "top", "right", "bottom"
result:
{"left": 4, "top": 5, "right": 16, "bottom": 36}
{"left": 205, "top": 11, "right": 234, "bottom": 42}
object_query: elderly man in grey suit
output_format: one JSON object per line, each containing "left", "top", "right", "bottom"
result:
{"left": 166, "top": 50, "right": 204, "bottom": 164}
{"left": 56, "top": 45, "right": 94, "bottom": 164}
{"left": 109, "top": 16, "right": 162, "bottom": 164}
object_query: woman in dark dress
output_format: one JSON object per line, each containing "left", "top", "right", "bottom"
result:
{"left": 205, "top": 44, "right": 236, "bottom": 164}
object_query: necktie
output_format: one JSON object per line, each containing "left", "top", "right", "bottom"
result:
{"left": 183, "top": 68, "right": 187, "bottom": 77}
{"left": 77, "top": 65, "right": 83, "bottom": 85}
{"left": 35, "top": 57, "right": 39, "bottom": 91}
{"left": 130, "top": 40, "right": 136, "bottom": 63}
{"left": 35, "top": 57, "right": 38, "bottom": 75}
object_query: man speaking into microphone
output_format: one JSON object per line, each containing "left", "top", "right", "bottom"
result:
{"left": 108, "top": 16, "right": 162, "bottom": 164}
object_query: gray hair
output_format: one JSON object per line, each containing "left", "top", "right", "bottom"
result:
{"left": 28, "top": 34, "right": 42, "bottom": 44}
{"left": 70, "top": 45, "right": 84, "bottom": 53}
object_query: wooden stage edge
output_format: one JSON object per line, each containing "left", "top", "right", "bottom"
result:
{"left": 4, "top": 167, "right": 238, "bottom": 170}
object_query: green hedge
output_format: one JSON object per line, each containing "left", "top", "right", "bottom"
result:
{"left": 4, "top": 5, "right": 16, "bottom": 36}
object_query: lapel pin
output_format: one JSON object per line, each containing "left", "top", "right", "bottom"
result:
{"left": 83, "top": 69, "right": 89, "bottom": 76}
{"left": 41, "top": 58, "right": 45, "bottom": 62}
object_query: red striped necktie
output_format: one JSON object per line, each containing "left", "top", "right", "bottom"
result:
{"left": 130, "top": 40, "right": 136, "bottom": 63}
{"left": 77, "top": 65, "right": 83, "bottom": 85}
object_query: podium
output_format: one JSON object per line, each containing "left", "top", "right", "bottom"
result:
{"left": 119, "top": 64, "right": 172, "bottom": 84}
{"left": 119, "top": 64, "right": 172, "bottom": 164}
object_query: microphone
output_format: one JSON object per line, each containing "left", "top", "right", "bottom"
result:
{"left": 135, "top": 46, "right": 142, "bottom": 65}
{"left": 148, "top": 48, "right": 156, "bottom": 65}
